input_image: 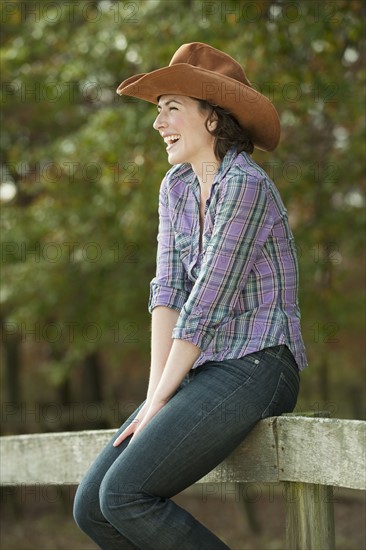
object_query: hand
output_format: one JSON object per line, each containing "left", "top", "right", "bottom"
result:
{"left": 113, "top": 400, "right": 166, "bottom": 447}
{"left": 129, "top": 400, "right": 166, "bottom": 443}
{"left": 113, "top": 401, "right": 149, "bottom": 447}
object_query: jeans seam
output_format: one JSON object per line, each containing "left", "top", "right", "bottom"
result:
{"left": 261, "top": 372, "right": 284, "bottom": 419}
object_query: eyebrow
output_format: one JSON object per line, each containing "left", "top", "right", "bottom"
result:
{"left": 157, "top": 98, "right": 183, "bottom": 111}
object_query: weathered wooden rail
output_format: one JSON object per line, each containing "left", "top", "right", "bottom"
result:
{"left": 1, "top": 415, "right": 365, "bottom": 549}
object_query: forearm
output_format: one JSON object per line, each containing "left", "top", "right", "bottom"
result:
{"left": 146, "top": 306, "right": 180, "bottom": 401}
{"left": 116, "top": 336, "right": 201, "bottom": 446}
{"left": 151, "top": 338, "right": 201, "bottom": 404}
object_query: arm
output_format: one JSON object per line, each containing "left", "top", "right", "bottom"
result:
{"left": 150, "top": 339, "right": 200, "bottom": 403}
{"left": 148, "top": 173, "right": 190, "bottom": 314}
{"left": 146, "top": 305, "right": 180, "bottom": 401}
{"left": 114, "top": 339, "right": 200, "bottom": 446}
{"left": 113, "top": 309, "right": 198, "bottom": 447}
{"left": 113, "top": 175, "right": 192, "bottom": 447}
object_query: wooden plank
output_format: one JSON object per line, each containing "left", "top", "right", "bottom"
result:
{"left": 0, "top": 429, "right": 115, "bottom": 485}
{"left": 284, "top": 482, "right": 335, "bottom": 550}
{"left": 1, "top": 417, "right": 365, "bottom": 490}
{"left": 0, "top": 420, "right": 279, "bottom": 486}
{"left": 277, "top": 417, "right": 366, "bottom": 490}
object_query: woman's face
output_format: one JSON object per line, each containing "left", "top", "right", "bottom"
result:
{"left": 153, "top": 95, "right": 216, "bottom": 168}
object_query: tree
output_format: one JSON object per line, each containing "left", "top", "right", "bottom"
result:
{"left": 1, "top": 0, "right": 365, "bottom": 431}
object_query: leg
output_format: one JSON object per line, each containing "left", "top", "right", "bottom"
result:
{"left": 73, "top": 402, "right": 145, "bottom": 549}
{"left": 99, "top": 345, "right": 299, "bottom": 549}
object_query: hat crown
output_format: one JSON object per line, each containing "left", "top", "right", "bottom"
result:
{"left": 169, "top": 42, "right": 251, "bottom": 87}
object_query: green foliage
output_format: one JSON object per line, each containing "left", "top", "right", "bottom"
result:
{"left": 1, "top": 0, "right": 365, "bottom": 418}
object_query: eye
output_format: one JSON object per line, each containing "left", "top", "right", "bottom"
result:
{"left": 169, "top": 106, "right": 178, "bottom": 111}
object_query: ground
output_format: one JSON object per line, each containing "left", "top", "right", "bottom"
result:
{"left": 1, "top": 485, "right": 365, "bottom": 549}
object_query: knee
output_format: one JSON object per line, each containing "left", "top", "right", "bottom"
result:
{"left": 73, "top": 480, "right": 101, "bottom": 532}
{"left": 99, "top": 474, "right": 141, "bottom": 525}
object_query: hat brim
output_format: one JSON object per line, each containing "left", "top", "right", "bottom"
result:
{"left": 117, "top": 63, "right": 280, "bottom": 152}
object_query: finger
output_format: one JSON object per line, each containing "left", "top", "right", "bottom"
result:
{"left": 113, "top": 432, "right": 130, "bottom": 447}
{"left": 127, "top": 422, "right": 145, "bottom": 445}
{"left": 113, "top": 425, "right": 133, "bottom": 447}
{"left": 113, "top": 415, "right": 143, "bottom": 447}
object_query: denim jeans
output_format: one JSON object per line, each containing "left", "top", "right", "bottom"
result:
{"left": 73, "top": 345, "right": 299, "bottom": 550}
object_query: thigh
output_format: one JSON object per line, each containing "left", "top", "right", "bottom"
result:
{"left": 74, "top": 400, "right": 146, "bottom": 506}
{"left": 100, "top": 347, "right": 298, "bottom": 499}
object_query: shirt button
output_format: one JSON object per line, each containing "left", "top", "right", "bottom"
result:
{"left": 193, "top": 307, "right": 202, "bottom": 317}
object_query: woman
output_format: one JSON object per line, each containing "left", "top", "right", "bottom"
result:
{"left": 74, "top": 42, "right": 307, "bottom": 550}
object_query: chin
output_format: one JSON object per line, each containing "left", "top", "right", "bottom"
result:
{"left": 167, "top": 153, "right": 186, "bottom": 165}
{"left": 168, "top": 152, "right": 189, "bottom": 166}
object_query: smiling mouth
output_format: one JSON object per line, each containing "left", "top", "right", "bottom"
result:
{"left": 163, "top": 134, "right": 181, "bottom": 150}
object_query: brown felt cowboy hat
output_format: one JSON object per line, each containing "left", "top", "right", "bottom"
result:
{"left": 116, "top": 42, "right": 280, "bottom": 152}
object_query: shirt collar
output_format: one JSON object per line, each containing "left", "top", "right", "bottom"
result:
{"left": 167, "top": 146, "right": 241, "bottom": 188}
{"left": 213, "top": 146, "right": 240, "bottom": 185}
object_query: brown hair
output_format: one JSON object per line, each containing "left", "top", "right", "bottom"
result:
{"left": 196, "top": 99, "right": 254, "bottom": 160}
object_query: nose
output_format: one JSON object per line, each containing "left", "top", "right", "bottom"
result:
{"left": 153, "top": 110, "right": 167, "bottom": 131}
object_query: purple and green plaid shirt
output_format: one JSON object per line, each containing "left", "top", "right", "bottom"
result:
{"left": 149, "top": 147, "right": 307, "bottom": 371}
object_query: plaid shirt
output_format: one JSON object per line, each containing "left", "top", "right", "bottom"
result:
{"left": 149, "top": 147, "right": 307, "bottom": 370}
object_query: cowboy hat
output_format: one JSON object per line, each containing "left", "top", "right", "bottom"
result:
{"left": 116, "top": 42, "right": 280, "bottom": 152}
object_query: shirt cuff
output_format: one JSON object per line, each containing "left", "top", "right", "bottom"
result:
{"left": 148, "top": 280, "right": 188, "bottom": 314}
{"left": 172, "top": 306, "right": 216, "bottom": 351}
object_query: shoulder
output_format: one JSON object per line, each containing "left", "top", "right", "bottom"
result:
{"left": 228, "top": 151, "right": 271, "bottom": 184}
{"left": 230, "top": 153, "right": 286, "bottom": 218}
{"left": 216, "top": 152, "right": 280, "bottom": 216}
{"left": 219, "top": 152, "right": 269, "bottom": 196}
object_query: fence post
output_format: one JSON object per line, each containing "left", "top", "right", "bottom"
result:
{"left": 284, "top": 481, "right": 335, "bottom": 550}
{"left": 281, "top": 410, "right": 335, "bottom": 550}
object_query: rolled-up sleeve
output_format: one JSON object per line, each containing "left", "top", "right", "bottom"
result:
{"left": 148, "top": 175, "right": 190, "bottom": 313}
{"left": 172, "top": 173, "right": 274, "bottom": 350}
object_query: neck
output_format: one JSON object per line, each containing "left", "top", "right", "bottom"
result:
{"left": 191, "top": 155, "right": 220, "bottom": 198}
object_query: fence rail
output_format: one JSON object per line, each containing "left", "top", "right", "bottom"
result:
{"left": 1, "top": 415, "right": 365, "bottom": 549}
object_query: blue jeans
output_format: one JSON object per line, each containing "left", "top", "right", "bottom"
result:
{"left": 73, "top": 345, "right": 299, "bottom": 549}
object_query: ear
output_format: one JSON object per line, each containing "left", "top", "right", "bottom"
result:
{"left": 208, "top": 111, "right": 218, "bottom": 131}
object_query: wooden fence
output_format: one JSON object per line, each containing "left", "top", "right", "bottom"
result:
{"left": 1, "top": 414, "right": 365, "bottom": 549}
